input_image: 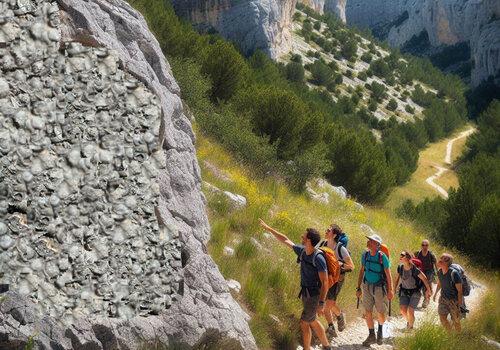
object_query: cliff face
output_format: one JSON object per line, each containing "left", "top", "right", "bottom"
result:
{"left": 171, "top": 0, "right": 297, "bottom": 59}
{"left": 0, "top": 0, "right": 256, "bottom": 349}
{"left": 325, "top": 0, "right": 347, "bottom": 23}
{"left": 345, "top": 0, "right": 500, "bottom": 87}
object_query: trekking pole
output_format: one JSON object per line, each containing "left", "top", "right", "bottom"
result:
{"left": 356, "top": 297, "right": 360, "bottom": 309}
{"left": 389, "top": 299, "right": 392, "bottom": 316}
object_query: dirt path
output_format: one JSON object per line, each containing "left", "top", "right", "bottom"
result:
{"left": 425, "top": 127, "right": 475, "bottom": 198}
{"left": 299, "top": 281, "right": 485, "bottom": 350}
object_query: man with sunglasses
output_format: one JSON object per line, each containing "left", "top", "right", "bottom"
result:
{"left": 259, "top": 219, "right": 332, "bottom": 350}
{"left": 415, "top": 239, "right": 437, "bottom": 308}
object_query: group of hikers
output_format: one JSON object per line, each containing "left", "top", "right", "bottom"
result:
{"left": 258, "top": 219, "right": 471, "bottom": 349}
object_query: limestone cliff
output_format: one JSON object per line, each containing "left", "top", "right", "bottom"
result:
{"left": 345, "top": 0, "right": 500, "bottom": 87}
{"left": 0, "top": 0, "right": 256, "bottom": 349}
{"left": 170, "top": 0, "right": 297, "bottom": 59}
{"left": 325, "top": 0, "right": 347, "bottom": 23}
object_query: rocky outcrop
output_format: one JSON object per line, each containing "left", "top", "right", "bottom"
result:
{"left": 300, "top": 0, "right": 325, "bottom": 14}
{"left": 345, "top": 0, "right": 500, "bottom": 87}
{"left": 0, "top": 0, "right": 256, "bottom": 349}
{"left": 325, "top": 0, "right": 347, "bottom": 23}
{"left": 170, "top": 0, "right": 297, "bottom": 59}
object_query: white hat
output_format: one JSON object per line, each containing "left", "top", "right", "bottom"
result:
{"left": 365, "top": 234, "right": 382, "bottom": 245}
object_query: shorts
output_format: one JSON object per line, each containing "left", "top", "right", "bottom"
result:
{"left": 301, "top": 294, "right": 320, "bottom": 322}
{"left": 438, "top": 296, "right": 460, "bottom": 321}
{"left": 399, "top": 289, "right": 421, "bottom": 309}
{"left": 362, "top": 283, "right": 388, "bottom": 314}
{"left": 424, "top": 270, "right": 435, "bottom": 284}
{"left": 327, "top": 279, "right": 345, "bottom": 301}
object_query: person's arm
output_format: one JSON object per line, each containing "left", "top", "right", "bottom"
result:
{"left": 455, "top": 279, "right": 463, "bottom": 306}
{"left": 356, "top": 265, "right": 364, "bottom": 298}
{"left": 433, "top": 279, "right": 441, "bottom": 301}
{"left": 318, "top": 271, "right": 328, "bottom": 314}
{"left": 259, "top": 219, "right": 294, "bottom": 249}
{"left": 385, "top": 268, "right": 394, "bottom": 300}
{"left": 432, "top": 253, "right": 438, "bottom": 273}
{"left": 418, "top": 271, "right": 432, "bottom": 298}
{"left": 342, "top": 248, "right": 355, "bottom": 272}
{"left": 394, "top": 274, "right": 400, "bottom": 292}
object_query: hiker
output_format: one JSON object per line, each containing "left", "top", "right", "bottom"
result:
{"left": 320, "top": 224, "right": 354, "bottom": 338}
{"left": 259, "top": 219, "right": 332, "bottom": 350}
{"left": 414, "top": 239, "right": 437, "bottom": 308}
{"left": 433, "top": 253, "right": 463, "bottom": 332}
{"left": 356, "top": 234, "right": 394, "bottom": 347}
{"left": 394, "top": 251, "right": 432, "bottom": 330}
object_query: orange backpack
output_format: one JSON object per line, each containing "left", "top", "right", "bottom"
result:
{"left": 380, "top": 244, "right": 390, "bottom": 259}
{"left": 317, "top": 246, "right": 341, "bottom": 289}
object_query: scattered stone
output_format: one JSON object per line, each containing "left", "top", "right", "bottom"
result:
{"left": 227, "top": 279, "right": 241, "bottom": 293}
{"left": 250, "top": 237, "right": 263, "bottom": 250}
{"left": 223, "top": 191, "right": 247, "bottom": 210}
{"left": 223, "top": 246, "right": 235, "bottom": 257}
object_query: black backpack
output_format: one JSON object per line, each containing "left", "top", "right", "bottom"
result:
{"left": 397, "top": 264, "right": 423, "bottom": 291}
{"left": 450, "top": 264, "right": 471, "bottom": 296}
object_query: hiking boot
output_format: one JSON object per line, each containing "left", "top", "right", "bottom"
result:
{"left": 327, "top": 324, "right": 338, "bottom": 338}
{"left": 322, "top": 346, "right": 332, "bottom": 350}
{"left": 362, "top": 333, "right": 376, "bottom": 347}
{"left": 376, "top": 330, "right": 383, "bottom": 345}
{"left": 422, "top": 298, "right": 429, "bottom": 308}
{"left": 337, "top": 313, "right": 346, "bottom": 331}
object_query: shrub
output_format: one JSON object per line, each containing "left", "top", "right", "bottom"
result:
{"left": 368, "top": 99, "right": 378, "bottom": 111}
{"left": 341, "top": 39, "right": 358, "bottom": 61}
{"left": 201, "top": 40, "right": 248, "bottom": 101}
{"left": 313, "top": 21, "right": 321, "bottom": 30}
{"left": 386, "top": 98, "right": 398, "bottom": 111}
{"left": 369, "top": 58, "right": 391, "bottom": 78}
{"left": 290, "top": 53, "right": 302, "bottom": 63}
{"left": 303, "top": 19, "right": 313, "bottom": 32}
{"left": 309, "top": 60, "right": 333, "bottom": 86}
{"left": 369, "top": 81, "right": 387, "bottom": 102}
{"left": 285, "top": 62, "right": 305, "bottom": 82}
{"left": 405, "top": 104, "right": 415, "bottom": 113}
{"left": 357, "top": 71, "right": 367, "bottom": 81}
{"left": 360, "top": 52, "right": 373, "bottom": 63}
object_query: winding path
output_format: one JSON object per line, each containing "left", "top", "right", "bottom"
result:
{"left": 425, "top": 128, "right": 475, "bottom": 199}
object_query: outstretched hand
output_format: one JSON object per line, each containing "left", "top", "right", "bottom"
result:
{"left": 259, "top": 218, "right": 270, "bottom": 231}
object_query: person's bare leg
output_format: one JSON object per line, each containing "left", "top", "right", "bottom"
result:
{"left": 330, "top": 300, "right": 341, "bottom": 317}
{"left": 300, "top": 320, "right": 312, "bottom": 350}
{"left": 365, "top": 310, "right": 375, "bottom": 329}
{"left": 310, "top": 319, "right": 330, "bottom": 346}
{"left": 451, "top": 316, "right": 461, "bottom": 332}
{"left": 377, "top": 312, "right": 386, "bottom": 325}
{"left": 400, "top": 306, "right": 408, "bottom": 321}
{"left": 407, "top": 307, "right": 415, "bottom": 328}
{"left": 325, "top": 300, "right": 335, "bottom": 324}
{"left": 440, "top": 314, "right": 452, "bottom": 331}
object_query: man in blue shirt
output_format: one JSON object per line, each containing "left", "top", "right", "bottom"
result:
{"left": 259, "top": 219, "right": 332, "bottom": 350}
{"left": 356, "top": 234, "right": 394, "bottom": 346}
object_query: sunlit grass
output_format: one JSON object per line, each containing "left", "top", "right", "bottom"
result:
{"left": 385, "top": 124, "right": 474, "bottom": 211}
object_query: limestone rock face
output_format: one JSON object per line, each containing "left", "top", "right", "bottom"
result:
{"left": 345, "top": 0, "right": 500, "bottom": 87}
{"left": 0, "top": 0, "right": 256, "bottom": 349}
{"left": 300, "top": 0, "right": 325, "bottom": 14}
{"left": 171, "top": 0, "right": 297, "bottom": 59}
{"left": 325, "top": 0, "right": 347, "bottom": 23}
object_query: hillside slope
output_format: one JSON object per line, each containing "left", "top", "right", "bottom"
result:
{"left": 196, "top": 130, "right": 489, "bottom": 349}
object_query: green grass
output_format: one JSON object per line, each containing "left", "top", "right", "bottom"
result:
{"left": 196, "top": 128, "right": 493, "bottom": 349}
{"left": 384, "top": 124, "right": 474, "bottom": 211}
{"left": 396, "top": 282, "right": 500, "bottom": 349}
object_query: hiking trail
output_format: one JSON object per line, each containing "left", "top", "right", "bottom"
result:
{"left": 424, "top": 128, "right": 475, "bottom": 199}
{"left": 299, "top": 280, "right": 485, "bottom": 350}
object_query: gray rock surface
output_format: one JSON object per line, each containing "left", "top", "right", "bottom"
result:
{"left": 0, "top": 0, "right": 256, "bottom": 348}
{"left": 325, "top": 0, "right": 347, "bottom": 23}
{"left": 170, "top": 0, "right": 297, "bottom": 59}
{"left": 345, "top": 0, "right": 500, "bottom": 87}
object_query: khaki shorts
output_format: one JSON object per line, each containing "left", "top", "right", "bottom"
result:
{"left": 438, "top": 296, "right": 460, "bottom": 321}
{"left": 301, "top": 294, "right": 320, "bottom": 322}
{"left": 362, "top": 283, "right": 388, "bottom": 314}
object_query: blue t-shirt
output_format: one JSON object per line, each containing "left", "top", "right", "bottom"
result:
{"left": 438, "top": 268, "right": 462, "bottom": 300}
{"left": 293, "top": 245, "right": 327, "bottom": 289}
{"left": 361, "top": 250, "right": 390, "bottom": 284}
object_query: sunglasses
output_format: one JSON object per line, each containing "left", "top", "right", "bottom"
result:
{"left": 422, "top": 244, "right": 429, "bottom": 247}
